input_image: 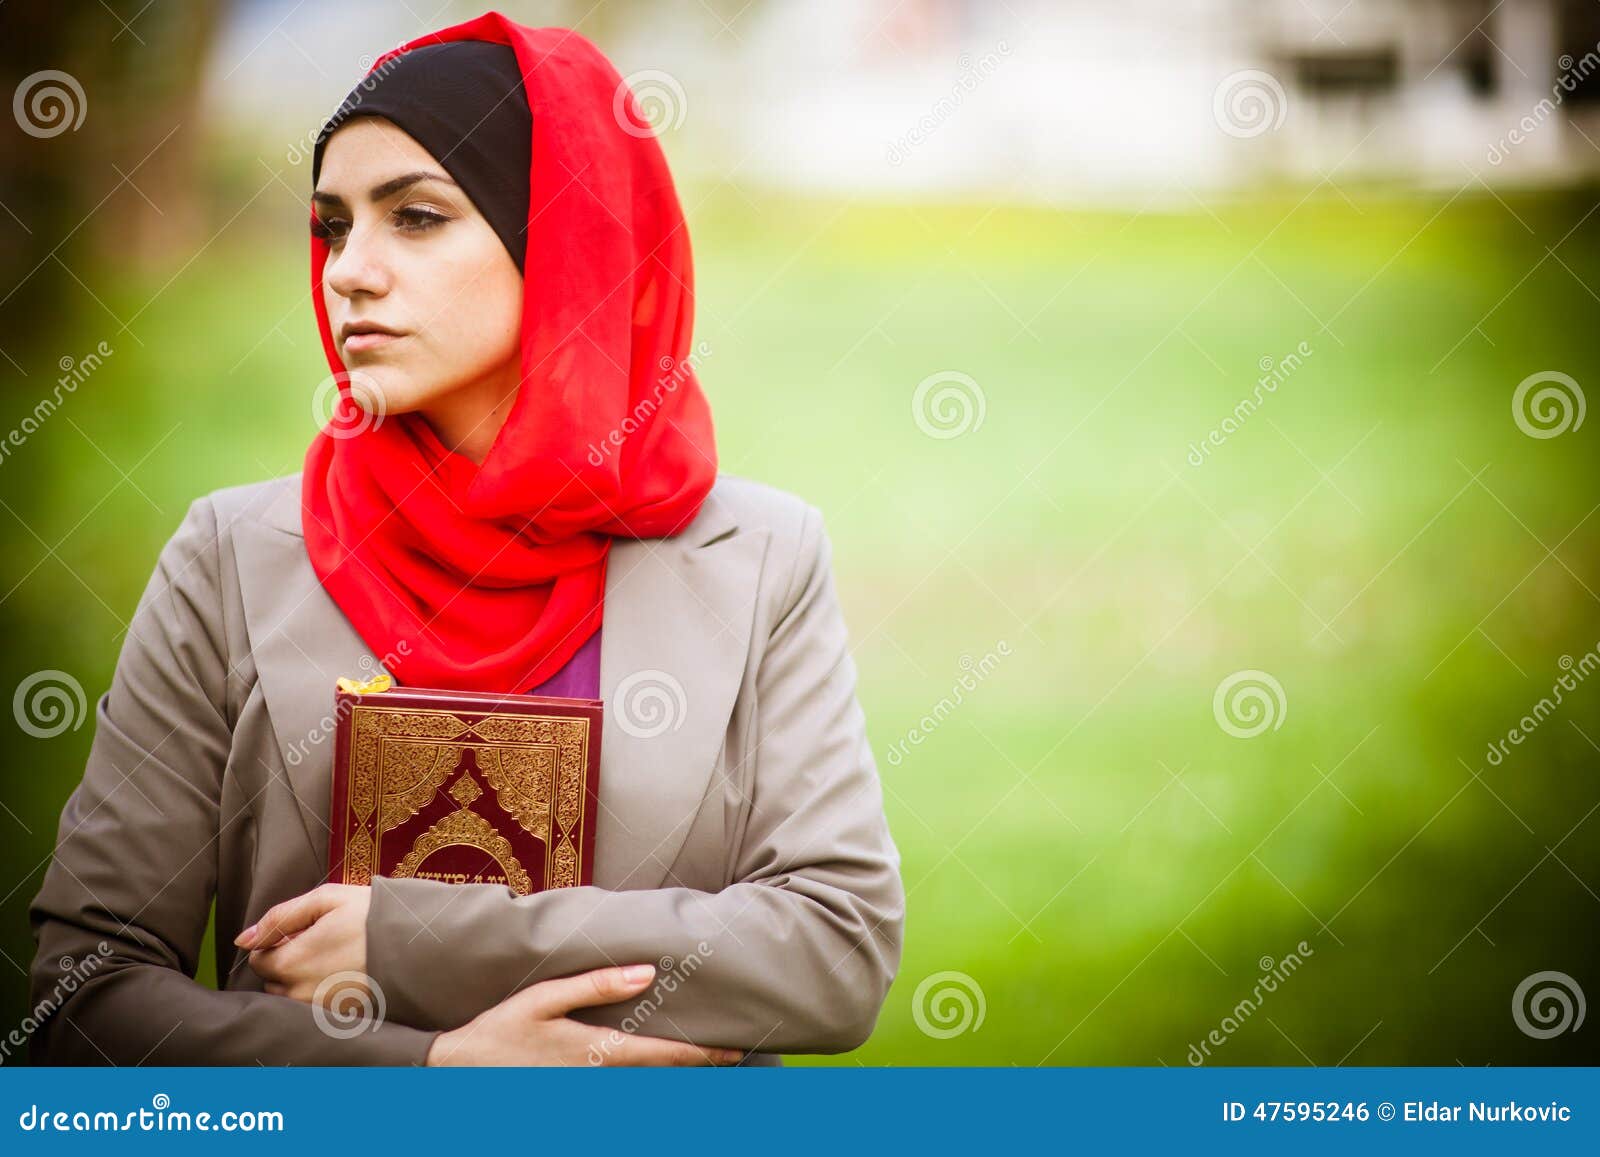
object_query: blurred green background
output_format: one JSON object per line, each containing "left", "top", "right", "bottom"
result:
{"left": 2, "top": 0, "right": 1598, "bottom": 1066}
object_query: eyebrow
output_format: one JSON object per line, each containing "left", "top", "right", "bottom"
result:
{"left": 312, "top": 170, "right": 459, "bottom": 207}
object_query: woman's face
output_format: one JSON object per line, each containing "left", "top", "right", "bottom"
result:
{"left": 313, "top": 116, "right": 523, "bottom": 424}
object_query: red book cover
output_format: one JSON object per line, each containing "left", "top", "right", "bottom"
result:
{"left": 326, "top": 675, "right": 602, "bottom": 896}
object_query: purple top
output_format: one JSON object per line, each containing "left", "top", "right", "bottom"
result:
{"left": 526, "top": 624, "right": 602, "bottom": 699}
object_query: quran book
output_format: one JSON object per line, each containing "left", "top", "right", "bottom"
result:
{"left": 327, "top": 674, "right": 602, "bottom": 896}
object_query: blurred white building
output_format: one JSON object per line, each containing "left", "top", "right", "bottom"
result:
{"left": 214, "top": 0, "right": 1600, "bottom": 205}
{"left": 719, "top": 0, "right": 1600, "bottom": 202}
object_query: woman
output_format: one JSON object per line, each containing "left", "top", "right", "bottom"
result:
{"left": 27, "top": 13, "right": 903, "bottom": 1067}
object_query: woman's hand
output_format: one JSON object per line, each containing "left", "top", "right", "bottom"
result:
{"left": 235, "top": 882, "right": 369, "bottom": 1002}
{"left": 427, "top": 964, "right": 746, "bottom": 1067}
{"left": 236, "top": 886, "right": 741, "bottom": 1065}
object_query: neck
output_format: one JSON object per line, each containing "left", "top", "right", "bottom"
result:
{"left": 420, "top": 362, "right": 521, "bottom": 465}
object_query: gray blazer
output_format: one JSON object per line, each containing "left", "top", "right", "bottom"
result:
{"left": 26, "top": 471, "right": 904, "bottom": 1065}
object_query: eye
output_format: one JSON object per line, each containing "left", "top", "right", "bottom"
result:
{"left": 311, "top": 214, "right": 349, "bottom": 244}
{"left": 394, "top": 205, "right": 451, "bottom": 233}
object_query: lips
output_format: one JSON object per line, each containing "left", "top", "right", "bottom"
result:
{"left": 340, "top": 321, "right": 408, "bottom": 353}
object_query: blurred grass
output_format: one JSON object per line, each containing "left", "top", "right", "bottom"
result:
{"left": 2, "top": 182, "right": 1597, "bottom": 1065}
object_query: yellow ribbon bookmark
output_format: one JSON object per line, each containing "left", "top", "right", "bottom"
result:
{"left": 335, "top": 673, "right": 393, "bottom": 695}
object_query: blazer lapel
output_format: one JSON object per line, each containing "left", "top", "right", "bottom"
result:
{"left": 595, "top": 520, "right": 767, "bottom": 889}
{"left": 237, "top": 478, "right": 768, "bottom": 891}
{"left": 234, "top": 519, "right": 380, "bottom": 867}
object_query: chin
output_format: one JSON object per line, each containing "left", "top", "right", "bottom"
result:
{"left": 337, "top": 363, "right": 423, "bottom": 417}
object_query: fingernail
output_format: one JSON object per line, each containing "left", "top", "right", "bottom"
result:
{"left": 234, "top": 924, "right": 257, "bottom": 946}
{"left": 719, "top": 1049, "right": 745, "bottom": 1064}
{"left": 622, "top": 964, "right": 655, "bottom": 983}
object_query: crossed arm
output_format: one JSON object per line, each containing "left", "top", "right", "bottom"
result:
{"left": 246, "top": 504, "right": 906, "bottom": 1054}
{"left": 28, "top": 495, "right": 904, "bottom": 1064}
{"left": 27, "top": 498, "right": 438, "bottom": 1065}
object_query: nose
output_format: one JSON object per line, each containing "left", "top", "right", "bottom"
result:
{"left": 324, "top": 219, "right": 392, "bottom": 300}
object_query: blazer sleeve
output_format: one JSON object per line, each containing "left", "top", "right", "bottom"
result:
{"left": 26, "top": 496, "right": 438, "bottom": 1066}
{"left": 364, "top": 505, "right": 906, "bottom": 1053}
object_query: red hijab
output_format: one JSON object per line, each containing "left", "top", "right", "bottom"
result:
{"left": 301, "top": 13, "right": 716, "bottom": 693}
